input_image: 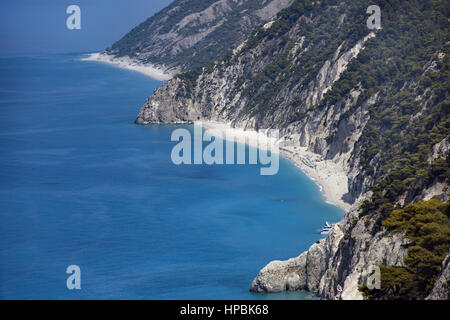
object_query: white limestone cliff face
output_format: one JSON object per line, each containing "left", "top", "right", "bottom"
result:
{"left": 136, "top": 32, "right": 374, "bottom": 129}
{"left": 250, "top": 201, "right": 410, "bottom": 300}
{"left": 426, "top": 251, "right": 450, "bottom": 300}
{"left": 250, "top": 252, "right": 308, "bottom": 292}
{"left": 428, "top": 136, "right": 449, "bottom": 164}
{"left": 422, "top": 136, "right": 449, "bottom": 202}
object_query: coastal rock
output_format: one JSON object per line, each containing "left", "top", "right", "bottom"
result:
{"left": 305, "top": 241, "right": 327, "bottom": 292}
{"left": 250, "top": 223, "right": 345, "bottom": 295}
{"left": 250, "top": 252, "right": 307, "bottom": 292}
{"left": 318, "top": 214, "right": 409, "bottom": 300}
{"left": 136, "top": 78, "right": 201, "bottom": 124}
{"left": 251, "top": 206, "right": 410, "bottom": 300}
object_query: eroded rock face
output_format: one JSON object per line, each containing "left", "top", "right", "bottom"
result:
{"left": 319, "top": 214, "right": 409, "bottom": 300}
{"left": 427, "top": 135, "right": 449, "bottom": 164}
{"left": 250, "top": 223, "right": 344, "bottom": 294}
{"left": 426, "top": 251, "right": 450, "bottom": 300}
{"left": 250, "top": 206, "right": 411, "bottom": 300}
{"left": 136, "top": 78, "right": 201, "bottom": 124}
{"left": 136, "top": 33, "right": 374, "bottom": 130}
{"left": 107, "top": 0, "right": 294, "bottom": 73}
{"left": 250, "top": 252, "right": 307, "bottom": 292}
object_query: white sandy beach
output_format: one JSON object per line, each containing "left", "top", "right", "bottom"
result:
{"left": 200, "top": 121, "right": 279, "bottom": 151}
{"left": 279, "top": 146, "right": 351, "bottom": 212}
{"left": 200, "top": 121, "right": 351, "bottom": 212}
{"left": 80, "top": 53, "right": 173, "bottom": 81}
{"left": 79, "top": 53, "right": 351, "bottom": 211}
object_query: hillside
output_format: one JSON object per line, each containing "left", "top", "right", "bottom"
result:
{"left": 105, "top": 0, "right": 294, "bottom": 73}
{"left": 134, "top": 0, "right": 449, "bottom": 299}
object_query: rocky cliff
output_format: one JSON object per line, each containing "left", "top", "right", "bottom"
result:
{"left": 426, "top": 251, "right": 450, "bottom": 300}
{"left": 250, "top": 197, "right": 412, "bottom": 299}
{"left": 106, "top": 0, "right": 294, "bottom": 73}
{"left": 134, "top": 0, "right": 449, "bottom": 299}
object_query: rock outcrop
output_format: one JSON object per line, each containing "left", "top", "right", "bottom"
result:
{"left": 250, "top": 202, "right": 411, "bottom": 299}
{"left": 250, "top": 252, "right": 308, "bottom": 292}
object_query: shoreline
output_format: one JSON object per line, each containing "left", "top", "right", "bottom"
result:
{"left": 200, "top": 121, "right": 351, "bottom": 212}
{"left": 279, "top": 147, "right": 351, "bottom": 212}
{"left": 78, "top": 50, "right": 351, "bottom": 212}
{"left": 79, "top": 52, "right": 173, "bottom": 81}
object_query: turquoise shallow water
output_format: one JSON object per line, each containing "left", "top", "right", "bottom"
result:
{"left": 0, "top": 54, "right": 343, "bottom": 299}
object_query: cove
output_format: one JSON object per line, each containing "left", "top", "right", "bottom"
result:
{"left": 0, "top": 54, "right": 343, "bottom": 299}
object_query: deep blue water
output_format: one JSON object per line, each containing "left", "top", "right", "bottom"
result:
{"left": 0, "top": 54, "right": 343, "bottom": 299}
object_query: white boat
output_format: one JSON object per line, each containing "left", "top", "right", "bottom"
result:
{"left": 320, "top": 221, "right": 334, "bottom": 234}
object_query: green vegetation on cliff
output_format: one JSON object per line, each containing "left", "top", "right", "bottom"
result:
{"left": 360, "top": 197, "right": 450, "bottom": 299}
{"left": 107, "top": 0, "right": 293, "bottom": 72}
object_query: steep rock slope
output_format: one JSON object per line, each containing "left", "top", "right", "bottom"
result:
{"left": 106, "top": 0, "right": 294, "bottom": 73}
{"left": 136, "top": 0, "right": 450, "bottom": 299}
{"left": 426, "top": 251, "right": 450, "bottom": 300}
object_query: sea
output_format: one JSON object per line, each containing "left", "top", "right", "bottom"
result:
{"left": 0, "top": 54, "right": 343, "bottom": 299}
